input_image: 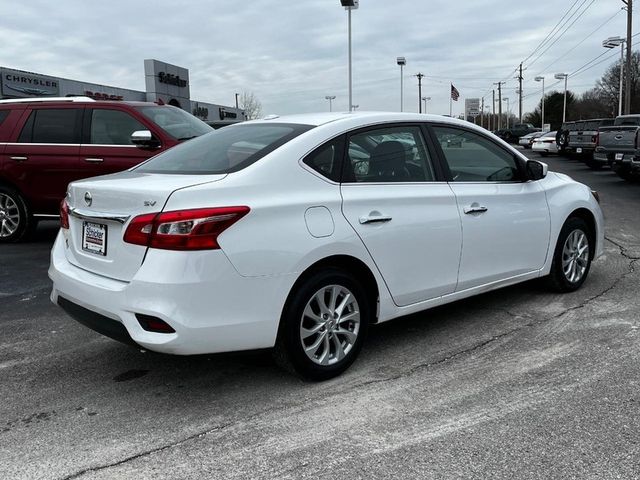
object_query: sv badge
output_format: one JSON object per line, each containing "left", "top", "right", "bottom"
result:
{"left": 143, "top": 200, "right": 157, "bottom": 207}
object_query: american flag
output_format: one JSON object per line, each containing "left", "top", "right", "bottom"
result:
{"left": 451, "top": 84, "right": 460, "bottom": 101}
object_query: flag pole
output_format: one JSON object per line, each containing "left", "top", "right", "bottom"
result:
{"left": 450, "top": 84, "right": 453, "bottom": 117}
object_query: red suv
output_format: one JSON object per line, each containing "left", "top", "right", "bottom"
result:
{"left": 0, "top": 97, "right": 213, "bottom": 242}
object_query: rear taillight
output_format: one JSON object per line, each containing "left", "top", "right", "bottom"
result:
{"left": 593, "top": 133, "right": 599, "bottom": 146}
{"left": 636, "top": 130, "right": 640, "bottom": 149}
{"left": 60, "top": 199, "right": 70, "bottom": 229}
{"left": 123, "top": 206, "right": 250, "bottom": 250}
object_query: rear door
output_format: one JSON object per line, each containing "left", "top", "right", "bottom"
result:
{"left": 429, "top": 124, "right": 550, "bottom": 291}
{"left": 78, "top": 106, "right": 163, "bottom": 177}
{"left": 3, "top": 106, "right": 83, "bottom": 214}
{"left": 340, "top": 124, "right": 462, "bottom": 307}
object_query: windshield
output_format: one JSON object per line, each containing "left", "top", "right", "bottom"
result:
{"left": 137, "top": 105, "right": 212, "bottom": 140}
{"left": 614, "top": 116, "right": 640, "bottom": 126}
{"left": 136, "top": 122, "right": 314, "bottom": 174}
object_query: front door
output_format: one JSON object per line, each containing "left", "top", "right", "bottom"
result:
{"left": 430, "top": 125, "right": 551, "bottom": 291}
{"left": 340, "top": 124, "right": 462, "bottom": 307}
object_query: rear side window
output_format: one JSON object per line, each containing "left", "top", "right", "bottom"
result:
{"left": 90, "top": 109, "right": 146, "bottom": 145}
{"left": 615, "top": 117, "right": 640, "bottom": 126}
{"left": 18, "top": 109, "right": 81, "bottom": 143}
{"left": 0, "top": 110, "right": 9, "bottom": 126}
{"left": 303, "top": 136, "right": 344, "bottom": 182}
{"left": 136, "top": 123, "right": 314, "bottom": 174}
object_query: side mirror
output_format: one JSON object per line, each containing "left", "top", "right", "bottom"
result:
{"left": 131, "top": 130, "right": 160, "bottom": 149}
{"left": 526, "top": 160, "right": 548, "bottom": 181}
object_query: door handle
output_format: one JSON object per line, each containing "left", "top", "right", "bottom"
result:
{"left": 359, "top": 213, "right": 393, "bottom": 224}
{"left": 10, "top": 156, "right": 28, "bottom": 162}
{"left": 84, "top": 158, "right": 104, "bottom": 163}
{"left": 463, "top": 204, "right": 488, "bottom": 214}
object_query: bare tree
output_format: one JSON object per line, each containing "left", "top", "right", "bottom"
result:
{"left": 239, "top": 91, "right": 263, "bottom": 120}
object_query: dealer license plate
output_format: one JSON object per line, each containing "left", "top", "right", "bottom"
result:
{"left": 615, "top": 153, "right": 624, "bottom": 161}
{"left": 82, "top": 221, "right": 107, "bottom": 256}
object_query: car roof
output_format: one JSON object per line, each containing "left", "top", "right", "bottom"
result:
{"left": 0, "top": 96, "right": 167, "bottom": 108}
{"left": 244, "top": 111, "right": 480, "bottom": 129}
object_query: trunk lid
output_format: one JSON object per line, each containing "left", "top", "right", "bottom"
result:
{"left": 64, "top": 171, "right": 227, "bottom": 281}
{"left": 598, "top": 126, "right": 639, "bottom": 152}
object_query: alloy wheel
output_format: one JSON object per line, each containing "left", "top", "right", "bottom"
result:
{"left": 562, "top": 229, "right": 589, "bottom": 283}
{"left": 0, "top": 193, "right": 21, "bottom": 238}
{"left": 299, "top": 285, "right": 361, "bottom": 366}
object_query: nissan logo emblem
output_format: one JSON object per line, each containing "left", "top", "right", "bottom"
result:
{"left": 84, "top": 192, "right": 92, "bottom": 207}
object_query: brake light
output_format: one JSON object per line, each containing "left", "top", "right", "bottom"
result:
{"left": 60, "top": 199, "right": 70, "bottom": 229}
{"left": 594, "top": 133, "right": 599, "bottom": 146}
{"left": 123, "top": 206, "right": 250, "bottom": 250}
{"left": 636, "top": 130, "right": 640, "bottom": 149}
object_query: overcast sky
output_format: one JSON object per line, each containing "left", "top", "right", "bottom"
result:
{"left": 0, "top": 0, "right": 631, "bottom": 117}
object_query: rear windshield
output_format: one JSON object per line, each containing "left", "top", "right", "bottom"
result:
{"left": 614, "top": 116, "right": 640, "bottom": 126}
{"left": 137, "top": 105, "right": 212, "bottom": 140}
{"left": 136, "top": 123, "right": 314, "bottom": 174}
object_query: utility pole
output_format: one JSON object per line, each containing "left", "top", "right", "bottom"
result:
{"left": 481, "top": 97, "right": 485, "bottom": 129}
{"left": 517, "top": 63, "right": 524, "bottom": 122}
{"left": 494, "top": 82, "right": 505, "bottom": 130}
{"left": 492, "top": 89, "right": 496, "bottom": 131}
{"left": 415, "top": 73, "right": 425, "bottom": 113}
{"left": 624, "top": 0, "right": 633, "bottom": 114}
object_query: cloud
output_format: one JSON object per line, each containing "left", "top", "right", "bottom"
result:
{"left": 0, "top": 0, "right": 629, "bottom": 117}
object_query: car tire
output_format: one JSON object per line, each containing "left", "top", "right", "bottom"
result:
{"left": 615, "top": 169, "right": 640, "bottom": 183}
{"left": 274, "top": 268, "right": 371, "bottom": 380}
{"left": 0, "top": 185, "right": 34, "bottom": 243}
{"left": 545, "top": 217, "right": 592, "bottom": 293}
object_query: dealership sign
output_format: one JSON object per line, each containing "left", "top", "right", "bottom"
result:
{"left": 1, "top": 68, "right": 60, "bottom": 97}
{"left": 465, "top": 98, "right": 480, "bottom": 118}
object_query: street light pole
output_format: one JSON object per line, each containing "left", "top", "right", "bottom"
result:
{"left": 625, "top": 0, "right": 632, "bottom": 114}
{"left": 422, "top": 96, "right": 431, "bottom": 113}
{"left": 555, "top": 73, "right": 569, "bottom": 122}
{"left": 535, "top": 76, "right": 545, "bottom": 131}
{"left": 340, "top": 1, "right": 359, "bottom": 111}
{"left": 503, "top": 98, "right": 510, "bottom": 129}
{"left": 397, "top": 57, "right": 406, "bottom": 112}
{"left": 325, "top": 95, "right": 336, "bottom": 112}
{"left": 603, "top": 37, "right": 626, "bottom": 116}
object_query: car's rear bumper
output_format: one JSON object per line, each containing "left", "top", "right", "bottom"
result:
{"left": 49, "top": 232, "right": 295, "bottom": 355}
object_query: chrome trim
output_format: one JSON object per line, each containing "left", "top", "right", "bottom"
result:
{"left": 0, "top": 143, "right": 140, "bottom": 147}
{"left": 0, "top": 96, "right": 96, "bottom": 104}
{"left": 84, "top": 158, "right": 104, "bottom": 163}
{"left": 9, "top": 156, "right": 28, "bottom": 162}
{"left": 68, "top": 206, "right": 130, "bottom": 225}
{"left": 33, "top": 214, "right": 59, "bottom": 218}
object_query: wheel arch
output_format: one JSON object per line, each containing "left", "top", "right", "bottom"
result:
{"left": 565, "top": 207, "right": 597, "bottom": 260}
{"left": 281, "top": 254, "right": 381, "bottom": 326}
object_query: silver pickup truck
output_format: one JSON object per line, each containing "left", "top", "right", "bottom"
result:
{"left": 593, "top": 115, "right": 640, "bottom": 181}
{"left": 568, "top": 118, "right": 613, "bottom": 167}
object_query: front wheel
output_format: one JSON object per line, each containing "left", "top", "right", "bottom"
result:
{"left": 545, "top": 217, "right": 592, "bottom": 292}
{"left": 274, "top": 268, "right": 371, "bottom": 380}
{"left": 0, "top": 185, "right": 33, "bottom": 243}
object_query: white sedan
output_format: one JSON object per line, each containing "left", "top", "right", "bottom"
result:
{"left": 518, "top": 131, "right": 544, "bottom": 148}
{"left": 532, "top": 131, "right": 560, "bottom": 156}
{"left": 49, "top": 112, "right": 604, "bottom": 380}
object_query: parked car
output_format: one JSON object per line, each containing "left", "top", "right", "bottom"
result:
{"left": 0, "top": 96, "right": 212, "bottom": 242}
{"left": 532, "top": 131, "right": 559, "bottom": 156}
{"left": 556, "top": 121, "right": 575, "bottom": 155}
{"left": 500, "top": 123, "right": 540, "bottom": 143}
{"left": 519, "top": 131, "right": 544, "bottom": 149}
{"left": 49, "top": 112, "right": 604, "bottom": 380}
{"left": 567, "top": 118, "right": 614, "bottom": 168}
{"left": 593, "top": 114, "right": 640, "bottom": 181}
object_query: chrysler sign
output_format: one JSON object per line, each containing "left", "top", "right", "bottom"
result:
{"left": 1, "top": 68, "right": 60, "bottom": 98}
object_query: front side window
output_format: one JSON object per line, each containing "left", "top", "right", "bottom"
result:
{"left": 0, "top": 110, "right": 9, "bottom": 126}
{"left": 90, "top": 109, "right": 147, "bottom": 145}
{"left": 344, "top": 126, "right": 435, "bottom": 183}
{"left": 136, "top": 123, "right": 314, "bottom": 174}
{"left": 432, "top": 126, "right": 521, "bottom": 182}
{"left": 137, "top": 105, "right": 212, "bottom": 141}
{"left": 18, "top": 109, "right": 80, "bottom": 144}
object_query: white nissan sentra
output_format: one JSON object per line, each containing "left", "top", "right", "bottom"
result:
{"left": 49, "top": 112, "right": 604, "bottom": 380}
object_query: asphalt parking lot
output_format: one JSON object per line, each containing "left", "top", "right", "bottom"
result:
{"left": 1, "top": 151, "right": 639, "bottom": 480}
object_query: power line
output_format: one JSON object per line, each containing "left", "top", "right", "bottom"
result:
{"left": 526, "top": 0, "right": 598, "bottom": 69}
{"left": 521, "top": 0, "right": 584, "bottom": 64}
{"left": 535, "top": 8, "right": 623, "bottom": 75}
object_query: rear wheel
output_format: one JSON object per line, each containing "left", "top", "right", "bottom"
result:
{"left": 0, "top": 185, "right": 34, "bottom": 243}
{"left": 545, "top": 217, "right": 592, "bottom": 293}
{"left": 274, "top": 268, "right": 370, "bottom": 380}
{"left": 615, "top": 169, "right": 640, "bottom": 183}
